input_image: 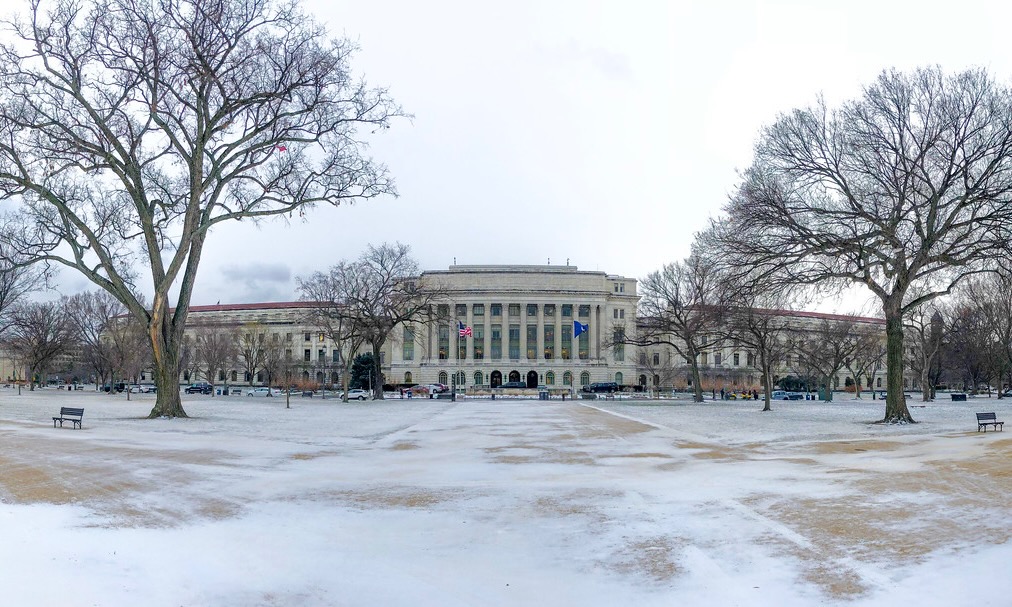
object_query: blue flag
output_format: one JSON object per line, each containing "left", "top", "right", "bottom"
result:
{"left": 574, "top": 321, "right": 588, "bottom": 338}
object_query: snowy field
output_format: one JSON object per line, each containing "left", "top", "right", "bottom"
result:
{"left": 1, "top": 388, "right": 1010, "bottom": 607}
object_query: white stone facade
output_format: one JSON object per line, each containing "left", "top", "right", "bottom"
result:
{"left": 386, "top": 265, "right": 639, "bottom": 390}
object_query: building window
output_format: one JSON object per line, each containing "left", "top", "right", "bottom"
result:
{"left": 218, "top": 370, "right": 225, "bottom": 381}
{"left": 561, "top": 328, "right": 572, "bottom": 360}
{"left": 438, "top": 371, "right": 448, "bottom": 384}
{"left": 613, "top": 329, "right": 625, "bottom": 361}
{"left": 508, "top": 325, "right": 520, "bottom": 359}
{"left": 491, "top": 324, "right": 502, "bottom": 359}
{"left": 304, "top": 332, "right": 311, "bottom": 342}
{"left": 580, "top": 371, "right": 590, "bottom": 386}
{"left": 284, "top": 349, "right": 292, "bottom": 360}
{"left": 403, "top": 326, "right": 415, "bottom": 361}
{"left": 613, "top": 309, "right": 625, "bottom": 319}
{"left": 877, "top": 377, "right": 882, "bottom": 387}
{"left": 615, "top": 372, "right": 623, "bottom": 384}
{"left": 714, "top": 352, "right": 721, "bottom": 366}
{"left": 620, "top": 283, "right": 625, "bottom": 293}
{"left": 472, "top": 303, "right": 484, "bottom": 316}
{"left": 563, "top": 371, "right": 573, "bottom": 386}
{"left": 491, "top": 303, "right": 502, "bottom": 317}
{"left": 544, "top": 324, "right": 554, "bottom": 359}
{"left": 653, "top": 374, "right": 660, "bottom": 386}
{"left": 473, "top": 325, "right": 484, "bottom": 360}
{"left": 546, "top": 371, "right": 555, "bottom": 385}
{"left": 437, "top": 304, "right": 449, "bottom": 318}
{"left": 562, "top": 304, "right": 573, "bottom": 318}
{"left": 285, "top": 333, "right": 292, "bottom": 342}
{"left": 733, "top": 353, "right": 740, "bottom": 366}
{"left": 700, "top": 352, "right": 708, "bottom": 365}
{"left": 318, "top": 349, "right": 325, "bottom": 362}
{"left": 508, "top": 303, "right": 520, "bottom": 317}
{"left": 653, "top": 352, "right": 660, "bottom": 365}
{"left": 404, "top": 372, "right": 412, "bottom": 383}
{"left": 526, "top": 324, "right": 537, "bottom": 359}
{"left": 527, "top": 304, "right": 537, "bottom": 317}
{"left": 474, "top": 371, "right": 483, "bottom": 386}
{"left": 613, "top": 282, "right": 619, "bottom": 292}
{"left": 455, "top": 303, "right": 467, "bottom": 317}
{"left": 438, "top": 325, "right": 449, "bottom": 360}
{"left": 747, "top": 352, "right": 755, "bottom": 366}
{"left": 544, "top": 304, "right": 555, "bottom": 317}
{"left": 304, "top": 349, "right": 311, "bottom": 362}
{"left": 318, "top": 333, "right": 325, "bottom": 342}
{"left": 578, "top": 329, "right": 589, "bottom": 360}
{"left": 231, "top": 370, "right": 237, "bottom": 381}
{"left": 578, "top": 304, "right": 590, "bottom": 318}
{"left": 457, "top": 330, "right": 467, "bottom": 360}
{"left": 456, "top": 371, "right": 465, "bottom": 386}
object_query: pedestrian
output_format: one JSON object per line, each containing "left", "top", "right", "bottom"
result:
{"left": 720, "top": 387, "right": 725, "bottom": 400}
{"left": 753, "top": 389, "right": 758, "bottom": 400}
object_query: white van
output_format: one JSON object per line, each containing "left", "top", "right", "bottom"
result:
{"left": 246, "top": 387, "right": 274, "bottom": 397}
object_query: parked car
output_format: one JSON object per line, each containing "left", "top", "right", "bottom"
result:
{"left": 343, "top": 389, "right": 371, "bottom": 400}
{"left": 246, "top": 387, "right": 274, "bottom": 397}
{"left": 787, "top": 392, "right": 805, "bottom": 400}
{"left": 582, "top": 382, "right": 619, "bottom": 393}
{"left": 426, "top": 383, "right": 449, "bottom": 394}
{"left": 499, "top": 381, "right": 529, "bottom": 389}
{"left": 771, "top": 390, "right": 790, "bottom": 400}
{"left": 184, "top": 382, "right": 213, "bottom": 394}
{"left": 129, "top": 385, "right": 157, "bottom": 393}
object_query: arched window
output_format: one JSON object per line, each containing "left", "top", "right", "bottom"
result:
{"left": 438, "top": 371, "right": 448, "bottom": 384}
{"left": 615, "top": 372, "right": 623, "bottom": 385}
{"left": 653, "top": 352, "right": 660, "bottom": 365}
{"left": 316, "top": 372, "right": 323, "bottom": 383}
{"left": 563, "top": 371, "right": 573, "bottom": 386}
{"left": 474, "top": 371, "right": 483, "bottom": 386}
{"left": 301, "top": 371, "right": 309, "bottom": 380}
{"left": 545, "top": 371, "right": 555, "bottom": 385}
{"left": 456, "top": 371, "right": 465, "bottom": 386}
{"left": 404, "top": 372, "right": 413, "bottom": 384}
{"left": 231, "top": 370, "right": 237, "bottom": 382}
{"left": 638, "top": 374, "right": 647, "bottom": 386}
{"left": 331, "top": 372, "right": 339, "bottom": 385}
{"left": 218, "top": 370, "right": 225, "bottom": 381}
{"left": 580, "top": 372, "right": 590, "bottom": 386}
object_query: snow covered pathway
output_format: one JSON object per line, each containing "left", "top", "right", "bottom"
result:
{"left": 0, "top": 389, "right": 1010, "bottom": 606}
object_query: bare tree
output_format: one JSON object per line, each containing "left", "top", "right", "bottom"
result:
{"left": 64, "top": 290, "right": 123, "bottom": 389}
{"left": 943, "top": 302, "right": 995, "bottom": 393}
{"left": 193, "top": 326, "right": 238, "bottom": 394}
{"left": 237, "top": 323, "right": 267, "bottom": 386}
{"left": 795, "top": 316, "right": 860, "bottom": 402}
{"left": 904, "top": 305, "right": 946, "bottom": 401}
{"left": 5, "top": 301, "right": 76, "bottom": 390}
{"left": 299, "top": 263, "right": 368, "bottom": 402}
{"left": 720, "top": 286, "right": 798, "bottom": 412}
{"left": 318, "top": 243, "right": 440, "bottom": 400}
{"left": 0, "top": 244, "right": 41, "bottom": 338}
{"left": 0, "top": 0, "right": 402, "bottom": 417}
{"left": 106, "top": 314, "right": 152, "bottom": 399}
{"left": 630, "top": 254, "right": 722, "bottom": 402}
{"left": 717, "top": 67, "right": 1012, "bottom": 423}
{"left": 844, "top": 326, "right": 887, "bottom": 400}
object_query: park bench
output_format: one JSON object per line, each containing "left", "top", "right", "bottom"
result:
{"left": 976, "top": 412, "right": 1004, "bottom": 432}
{"left": 52, "top": 407, "right": 84, "bottom": 429}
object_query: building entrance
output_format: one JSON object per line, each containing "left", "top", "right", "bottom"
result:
{"left": 490, "top": 370, "right": 502, "bottom": 388}
{"left": 526, "top": 370, "right": 538, "bottom": 388}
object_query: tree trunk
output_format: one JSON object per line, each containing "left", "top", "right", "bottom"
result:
{"left": 921, "top": 367, "right": 932, "bottom": 402}
{"left": 371, "top": 341, "right": 384, "bottom": 400}
{"left": 761, "top": 355, "right": 772, "bottom": 412}
{"left": 689, "top": 359, "right": 704, "bottom": 403}
{"left": 147, "top": 306, "right": 188, "bottom": 418}
{"left": 883, "top": 310, "right": 914, "bottom": 423}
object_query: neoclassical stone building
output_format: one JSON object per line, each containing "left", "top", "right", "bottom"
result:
{"left": 20, "top": 263, "right": 903, "bottom": 393}
{"left": 386, "top": 265, "right": 640, "bottom": 390}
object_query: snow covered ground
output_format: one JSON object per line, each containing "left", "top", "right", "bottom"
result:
{"left": 1, "top": 388, "right": 1010, "bottom": 606}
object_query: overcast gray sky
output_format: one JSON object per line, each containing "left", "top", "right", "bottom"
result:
{"left": 54, "top": 0, "right": 1012, "bottom": 308}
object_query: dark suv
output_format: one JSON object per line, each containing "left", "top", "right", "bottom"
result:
{"left": 184, "top": 382, "right": 213, "bottom": 394}
{"left": 499, "top": 381, "right": 529, "bottom": 389}
{"left": 583, "top": 382, "right": 619, "bottom": 393}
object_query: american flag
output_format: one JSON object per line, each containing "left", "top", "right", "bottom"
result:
{"left": 458, "top": 320, "right": 472, "bottom": 337}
